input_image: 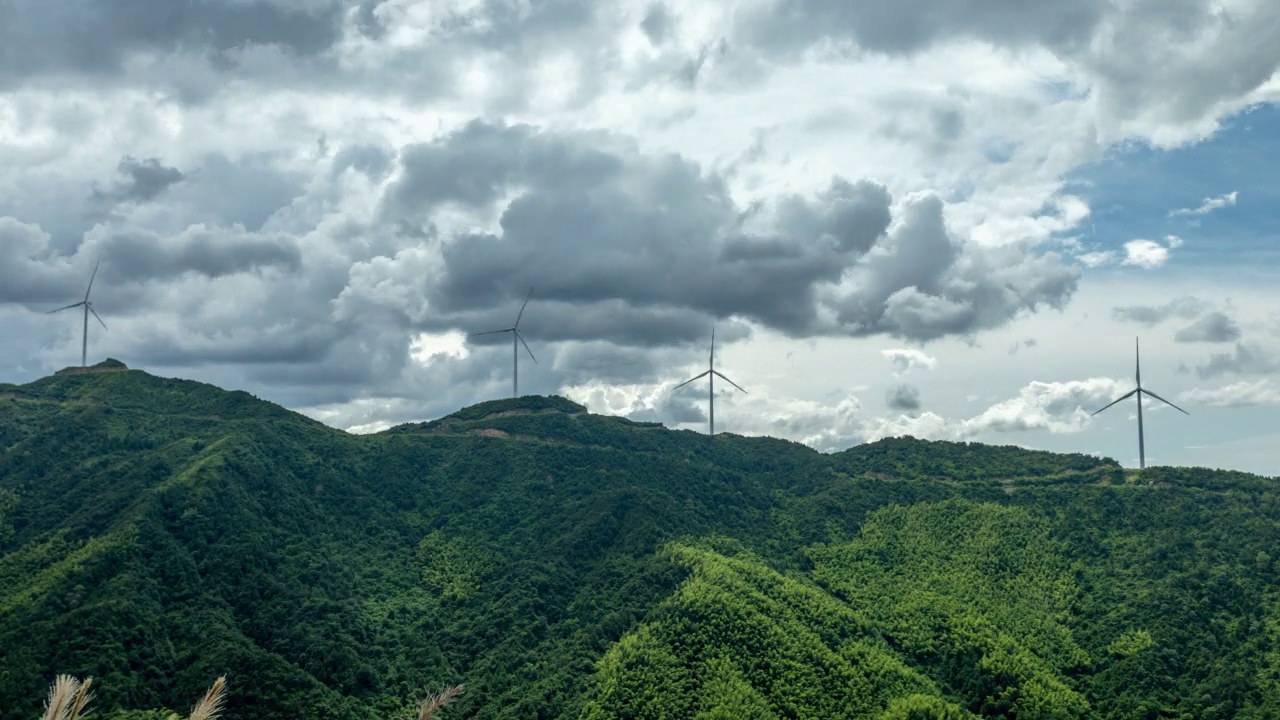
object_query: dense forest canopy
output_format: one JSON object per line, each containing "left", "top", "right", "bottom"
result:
{"left": 1, "top": 365, "right": 1277, "bottom": 719}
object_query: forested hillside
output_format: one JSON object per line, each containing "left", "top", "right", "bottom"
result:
{"left": 1, "top": 363, "right": 1277, "bottom": 719}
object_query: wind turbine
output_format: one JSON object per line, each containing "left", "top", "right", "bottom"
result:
{"left": 48, "top": 262, "right": 107, "bottom": 368}
{"left": 672, "top": 328, "right": 747, "bottom": 435}
{"left": 1091, "top": 337, "right": 1189, "bottom": 469}
{"left": 471, "top": 287, "right": 537, "bottom": 398}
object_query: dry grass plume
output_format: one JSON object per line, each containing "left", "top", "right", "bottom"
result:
{"left": 188, "top": 676, "right": 228, "bottom": 720}
{"left": 42, "top": 675, "right": 93, "bottom": 720}
{"left": 38, "top": 673, "right": 462, "bottom": 719}
{"left": 417, "top": 684, "right": 464, "bottom": 720}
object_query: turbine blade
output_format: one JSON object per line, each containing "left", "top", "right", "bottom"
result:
{"left": 88, "top": 304, "right": 107, "bottom": 330}
{"left": 672, "top": 370, "right": 711, "bottom": 391}
{"left": 1091, "top": 388, "right": 1138, "bottom": 416}
{"left": 712, "top": 370, "right": 747, "bottom": 394}
{"left": 47, "top": 302, "right": 85, "bottom": 314}
{"left": 710, "top": 327, "right": 715, "bottom": 366}
{"left": 469, "top": 328, "right": 513, "bottom": 337}
{"left": 516, "top": 330, "right": 537, "bottom": 364}
{"left": 1141, "top": 388, "right": 1190, "bottom": 416}
{"left": 514, "top": 286, "right": 535, "bottom": 328}
{"left": 85, "top": 261, "right": 99, "bottom": 301}
{"left": 1135, "top": 336, "right": 1141, "bottom": 386}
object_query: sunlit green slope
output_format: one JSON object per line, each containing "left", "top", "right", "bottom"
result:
{"left": 1, "top": 363, "right": 1277, "bottom": 719}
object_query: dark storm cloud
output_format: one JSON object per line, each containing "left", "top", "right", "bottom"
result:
{"left": 739, "top": 0, "right": 1107, "bottom": 57}
{"left": 0, "top": 214, "right": 303, "bottom": 310}
{"left": 775, "top": 178, "right": 893, "bottom": 254}
{"left": 370, "top": 120, "right": 1076, "bottom": 345}
{"left": 0, "top": 218, "right": 82, "bottom": 303}
{"left": 128, "top": 323, "right": 341, "bottom": 369}
{"left": 85, "top": 225, "right": 301, "bottom": 283}
{"left": 1112, "top": 296, "right": 1207, "bottom": 325}
{"left": 0, "top": 0, "right": 343, "bottom": 88}
{"left": 459, "top": 300, "right": 752, "bottom": 350}
{"left": 331, "top": 145, "right": 395, "bottom": 181}
{"left": 641, "top": 4, "right": 675, "bottom": 45}
{"left": 826, "top": 196, "right": 1078, "bottom": 341}
{"left": 728, "top": 0, "right": 1280, "bottom": 136}
{"left": 175, "top": 152, "right": 310, "bottom": 232}
{"left": 1195, "top": 342, "right": 1280, "bottom": 379}
{"left": 383, "top": 121, "right": 634, "bottom": 219}
{"left": 886, "top": 383, "right": 922, "bottom": 411}
{"left": 354, "top": 0, "right": 391, "bottom": 39}
{"left": 1174, "top": 311, "right": 1241, "bottom": 344}
{"left": 383, "top": 121, "right": 888, "bottom": 333}
{"left": 93, "top": 156, "right": 186, "bottom": 204}
{"left": 549, "top": 342, "right": 663, "bottom": 385}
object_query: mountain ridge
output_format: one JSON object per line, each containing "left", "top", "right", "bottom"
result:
{"left": 1, "top": 367, "right": 1277, "bottom": 719}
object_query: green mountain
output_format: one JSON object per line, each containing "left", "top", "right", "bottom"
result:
{"left": 2, "top": 363, "right": 1278, "bottom": 719}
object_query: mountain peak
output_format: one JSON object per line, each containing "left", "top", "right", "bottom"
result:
{"left": 53, "top": 357, "right": 129, "bottom": 376}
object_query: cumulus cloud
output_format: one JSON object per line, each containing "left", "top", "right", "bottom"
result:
{"left": 1174, "top": 311, "right": 1241, "bottom": 343}
{"left": 93, "top": 156, "right": 187, "bottom": 204}
{"left": 825, "top": 195, "right": 1079, "bottom": 341}
{"left": 0, "top": 218, "right": 301, "bottom": 306}
{"left": 0, "top": 110, "right": 1084, "bottom": 428}
{"left": 850, "top": 375, "right": 1137, "bottom": 444}
{"left": 1078, "top": 250, "right": 1116, "bottom": 267}
{"left": 886, "top": 383, "right": 922, "bottom": 411}
{"left": 1179, "top": 379, "right": 1280, "bottom": 407}
{"left": 1112, "top": 296, "right": 1208, "bottom": 325}
{"left": 861, "top": 411, "right": 956, "bottom": 443}
{"left": 882, "top": 348, "right": 937, "bottom": 375}
{"left": 962, "top": 377, "right": 1132, "bottom": 435}
{"left": 0, "top": 0, "right": 1276, "bottom": 455}
{"left": 1195, "top": 342, "right": 1280, "bottom": 379}
{"left": 362, "top": 120, "right": 1078, "bottom": 345}
{"left": 1122, "top": 239, "right": 1171, "bottom": 268}
{"left": 734, "top": 0, "right": 1280, "bottom": 142}
{"left": 1169, "top": 190, "right": 1239, "bottom": 217}
{"left": 0, "top": 0, "right": 345, "bottom": 91}
{"left": 737, "top": 0, "right": 1106, "bottom": 57}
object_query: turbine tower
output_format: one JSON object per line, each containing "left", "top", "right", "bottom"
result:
{"left": 1091, "top": 337, "right": 1189, "bottom": 469}
{"left": 471, "top": 287, "right": 537, "bottom": 398}
{"left": 48, "top": 262, "right": 107, "bottom": 368}
{"left": 672, "top": 328, "right": 747, "bottom": 435}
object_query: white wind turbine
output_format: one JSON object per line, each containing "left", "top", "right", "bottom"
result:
{"left": 470, "top": 287, "right": 537, "bottom": 398}
{"left": 672, "top": 328, "right": 747, "bottom": 435}
{"left": 47, "top": 262, "right": 107, "bottom": 368}
{"left": 1091, "top": 337, "right": 1190, "bottom": 469}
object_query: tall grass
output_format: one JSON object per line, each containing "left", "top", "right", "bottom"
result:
{"left": 42, "top": 675, "right": 92, "bottom": 720}
{"left": 417, "top": 684, "right": 464, "bottom": 720}
{"left": 37, "top": 676, "right": 463, "bottom": 719}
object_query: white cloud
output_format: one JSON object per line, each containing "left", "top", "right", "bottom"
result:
{"left": 0, "top": 0, "right": 1278, "bottom": 475}
{"left": 860, "top": 376, "right": 1135, "bottom": 443}
{"left": 862, "top": 411, "right": 956, "bottom": 443}
{"left": 1078, "top": 250, "right": 1117, "bottom": 267}
{"left": 1169, "top": 191, "right": 1239, "bottom": 217}
{"left": 411, "top": 330, "right": 470, "bottom": 363}
{"left": 961, "top": 377, "right": 1132, "bottom": 435}
{"left": 1122, "top": 239, "right": 1172, "bottom": 269}
{"left": 882, "top": 348, "right": 938, "bottom": 375}
{"left": 1179, "top": 379, "right": 1280, "bottom": 407}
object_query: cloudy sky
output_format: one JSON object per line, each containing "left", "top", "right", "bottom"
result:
{"left": 2, "top": 0, "right": 1278, "bottom": 475}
